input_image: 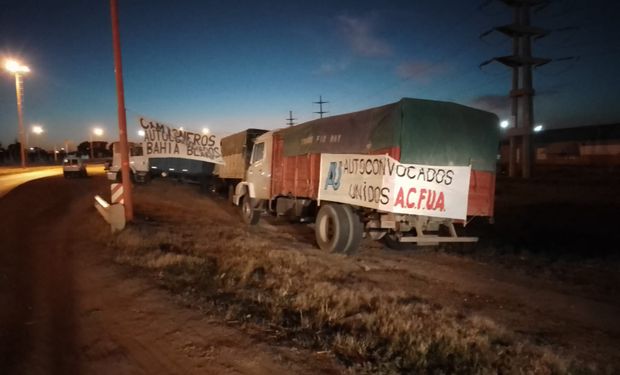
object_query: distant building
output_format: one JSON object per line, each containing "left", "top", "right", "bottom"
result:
{"left": 499, "top": 123, "right": 620, "bottom": 167}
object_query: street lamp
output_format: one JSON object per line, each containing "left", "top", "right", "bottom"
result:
{"left": 90, "top": 127, "right": 104, "bottom": 159}
{"left": 32, "top": 125, "right": 44, "bottom": 135}
{"left": 26, "top": 124, "right": 45, "bottom": 157}
{"left": 202, "top": 127, "right": 210, "bottom": 135}
{"left": 4, "top": 59, "right": 30, "bottom": 168}
{"left": 26, "top": 124, "right": 44, "bottom": 148}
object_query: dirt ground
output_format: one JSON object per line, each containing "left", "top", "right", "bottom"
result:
{"left": 1, "top": 166, "right": 619, "bottom": 374}
{"left": 0, "top": 176, "right": 345, "bottom": 374}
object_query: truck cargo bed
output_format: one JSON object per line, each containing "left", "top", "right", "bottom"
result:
{"left": 271, "top": 98, "right": 498, "bottom": 217}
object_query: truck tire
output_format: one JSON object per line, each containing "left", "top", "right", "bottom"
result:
{"left": 315, "top": 204, "right": 349, "bottom": 253}
{"left": 340, "top": 204, "right": 363, "bottom": 255}
{"left": 241, "top": 195, "right": 260, "bottom": 225}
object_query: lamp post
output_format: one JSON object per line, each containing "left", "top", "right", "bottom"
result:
{"left": 4, "top": 59, "right": 30, "bottom": 168}
{"left": 90, "top": 127, "right": 104, "bottom": 159}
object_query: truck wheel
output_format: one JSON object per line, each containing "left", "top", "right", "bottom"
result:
{"left": 340, "top": 204, "right": 363, "bottom": 255}
{"left": 241, "top": 195, "right": 260, "bottom": 225}
{"left": 315, "top": 204, "right": 349, "bottom": 253}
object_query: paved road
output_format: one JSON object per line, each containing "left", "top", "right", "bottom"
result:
{"left": 0, "top": 165, "right": 105, "bottom": 197}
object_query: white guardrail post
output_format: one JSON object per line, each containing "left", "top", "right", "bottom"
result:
{"left": 94, "top": 183, "right": 126, "bottom": 232}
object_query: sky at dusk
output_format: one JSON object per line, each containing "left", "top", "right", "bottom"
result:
{"left": 0, "top": 0, "right": 619, "bottom": 149}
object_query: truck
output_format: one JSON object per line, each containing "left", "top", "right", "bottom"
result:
{"left": 212, "top": 128, "right": 268, "bottom": 198}
{"left": 105, "top": 142, "right": 149, "bottom": 183}
{"left": 231, "top": 98, "right": 500, "bottom": 254}
{"left": 105, "top": 142, "right": 215, "bottom": 185}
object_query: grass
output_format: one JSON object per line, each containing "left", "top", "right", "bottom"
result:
{"left": 100, "top": 176, "right": 620, "bottom": 373}
{"left": 108, "top": 202, "right": 586, "bottom": 374}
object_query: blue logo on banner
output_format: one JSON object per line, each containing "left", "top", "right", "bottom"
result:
{"left": 324, "top": 161, "right": 341, "bottom": 190}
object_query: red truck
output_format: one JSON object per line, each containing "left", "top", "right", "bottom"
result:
{"left": 232, "top": 98, "right": 499, "bottom": 254}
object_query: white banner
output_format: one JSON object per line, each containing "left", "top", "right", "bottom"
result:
{"left": 318, "top": 154, "right": 471, "bottom": 220}
{"left": 138, "top": 117, "right": 224, "bottom": 164}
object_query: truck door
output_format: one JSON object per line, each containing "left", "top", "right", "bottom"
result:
{"left": 130, "top": 144, "right": 149, "bottom": 173}
{"left": 246, "top": 133, "right": 272, "bottom": 200}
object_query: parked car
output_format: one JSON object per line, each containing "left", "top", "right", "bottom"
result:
{"left": 63, "top": 156, "right": 88, "bottom": 178}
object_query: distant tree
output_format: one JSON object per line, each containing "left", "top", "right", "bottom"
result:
{"left": 77, "top": 141, "right": 90, "bottom": 156}
{"left": 7, "top": 141, "right": 21, "bottom": 162}
{"left": 77, "top": 140, "right": 110, "bottom": 158}
{"left": 94, "top": 141, "right": 110, "bottom": 157}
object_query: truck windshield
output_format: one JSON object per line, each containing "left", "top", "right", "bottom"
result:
{"left": 131, "top": 146, "right": 143, "bottom": 156}
{"left": 251, "top": 142, "right": 264, "bottom": 163}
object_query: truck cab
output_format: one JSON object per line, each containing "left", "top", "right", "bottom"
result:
{"left": 245, "top": 132, "right": 273, "bottom": 200}
{"left": 106, "top": 142, "right": 149, "bottom": 182}
{"left": 232, "top": 132, "right": 274, "bottom": 224}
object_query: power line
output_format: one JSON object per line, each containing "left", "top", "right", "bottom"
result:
{"left": 313, "top": 95, "right": 328, "bottom": 118}
{"left": 286, "top": 110, "right": 296, "bottom": 127}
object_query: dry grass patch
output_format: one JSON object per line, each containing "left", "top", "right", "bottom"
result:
{"left": 106, "top": 183, "right": 590, "bottom": 374}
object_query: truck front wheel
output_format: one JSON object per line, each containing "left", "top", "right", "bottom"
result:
{"left": 315, "top": 204, "right": 349, "bottom": 253}
{"left": 241, "top": 195, "right": 260, "bottom": 225}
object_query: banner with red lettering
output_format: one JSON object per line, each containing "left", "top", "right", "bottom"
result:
{"left": 318, "top": 153, "right": 471, "bottom": 220}
{"left": 138, "top": 117, "right": 224, "bottom": 164}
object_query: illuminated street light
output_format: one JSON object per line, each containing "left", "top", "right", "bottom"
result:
{"left": 32, "top": 125, "right": 44, "bottom": 134}
{"left": 137, "top": 129, "right": 145, "bottom": 137}
{"left": 202, "top": 127, "right": 210, "bottom": 135}
{"left": 90, "top": 127, "right": 104, "bottom": 159}
{"left": 500, "top": 120, "right": 509, "bottom": 129}
{"left": 27, "top": 124, "right": 45, "bottom": 149}
{"left": 4, "top": 58, "right": 30, "bottom": 168}
{"left": 533, "top": 124, "right": 543, "bottom": 132}
{"left": 5, "top": 60, "right": 30, "bottom": 74}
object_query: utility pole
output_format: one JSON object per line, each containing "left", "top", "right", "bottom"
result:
{"left": 110, "top": 0, "right": 134, "bottom": 221}
{"left": 481, "top": 0, "right": 550, "bottom": 178}
{"left": 313, "top": 95, "right": 328, "bottom": 118}
{"left": 286, "top": 110, "right": 296, "bottom": 126}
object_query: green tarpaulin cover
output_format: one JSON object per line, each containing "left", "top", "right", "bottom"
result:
{"left": 278, "top": 98, "right": 500, "bottom": 172}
